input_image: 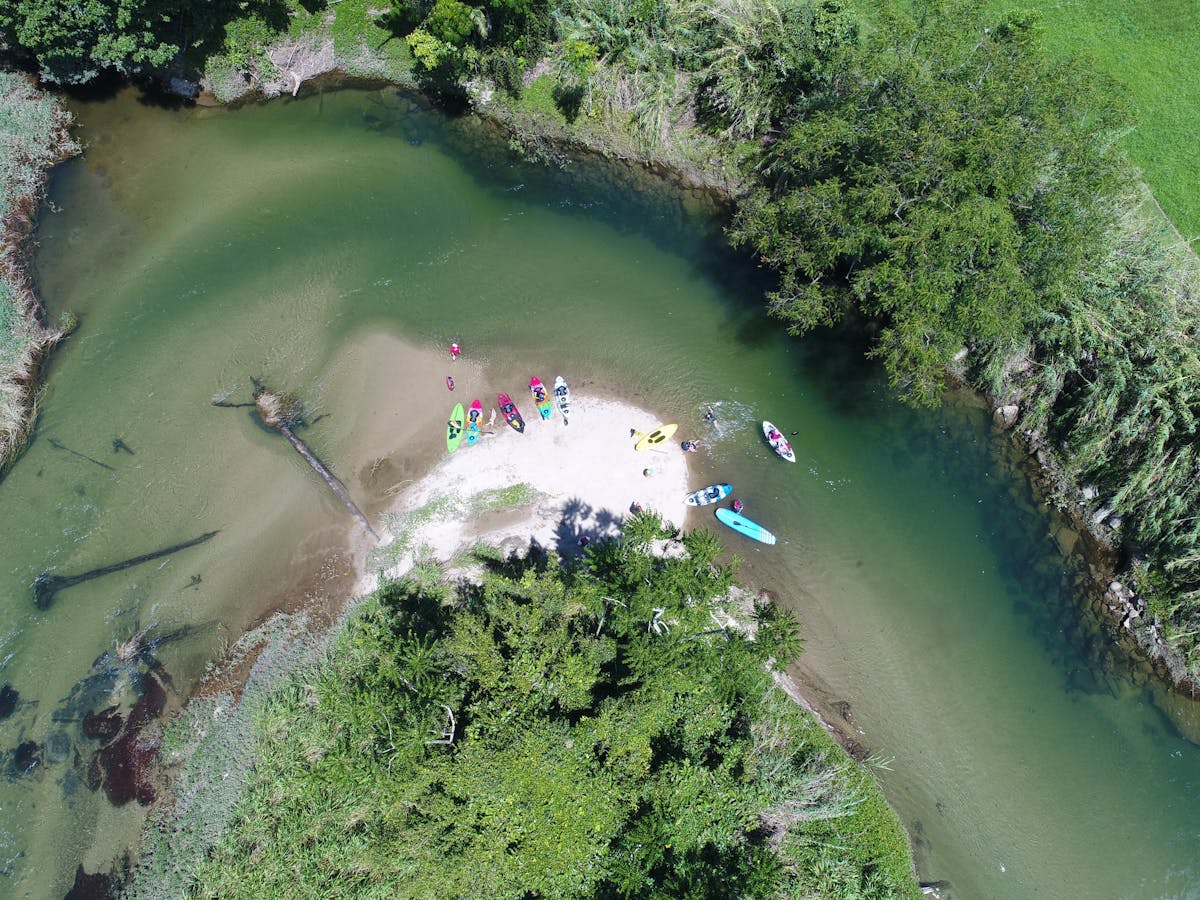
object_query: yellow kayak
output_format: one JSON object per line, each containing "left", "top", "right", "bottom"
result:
{"left": 633, "top": 423, "right": 677, "bottom": 451}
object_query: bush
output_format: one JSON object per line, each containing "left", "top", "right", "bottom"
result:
{"left": 192, "top": 520, "right": 917, "bottom": 897}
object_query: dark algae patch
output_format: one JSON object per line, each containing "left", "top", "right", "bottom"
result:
{"left": 86, "top": 664, "right": 170, "bottom": 806}
{"left": 0, "top": 683, "right": 18, "bottom": 720}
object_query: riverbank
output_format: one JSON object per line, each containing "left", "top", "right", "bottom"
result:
{"left": 0, "top": 72, "right": 78, "bottom": 478}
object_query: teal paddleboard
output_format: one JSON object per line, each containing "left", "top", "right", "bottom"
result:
{"left": 715, "top": 508, "right": 777, "bottom": 545}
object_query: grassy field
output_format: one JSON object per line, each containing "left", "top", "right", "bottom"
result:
{"left": 989, "top": 0, "right": 1199, "bottom": 246}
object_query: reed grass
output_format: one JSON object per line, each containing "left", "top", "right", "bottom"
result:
{"left": 0, "top": 72, "right": 78, "bottom": 477}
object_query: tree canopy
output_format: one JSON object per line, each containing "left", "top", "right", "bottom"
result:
{"left": 0, "top": 0, "right": 287, "bottom": 83}
{"left": 193, "top": 516, "right": 916, "bottom": 898}
{"left": 729, "top": 6, "right": 1130, "bottom": 405}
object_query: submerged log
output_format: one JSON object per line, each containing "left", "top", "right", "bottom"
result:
{"left": 33, "top": 530, "right": 219, "bottom": 609}
{"left": 277, "top": 421, "right": 379, "bottom": 540}
{"left": 215, "top": 379, "right": 379, "bottom": 541}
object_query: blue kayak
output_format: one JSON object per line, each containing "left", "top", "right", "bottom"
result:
{"left": 714, "top": 508, "right": 777, "bottom": 545}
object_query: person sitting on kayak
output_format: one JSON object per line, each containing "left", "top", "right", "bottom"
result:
{"left": 768, "top": 427, "right": 782, "bottom": 442}
{"left": 732, "top": 499, "right": 744, "bottom": 514}
{"left": 448, "top": 419, "right": 461, "bottom": 437}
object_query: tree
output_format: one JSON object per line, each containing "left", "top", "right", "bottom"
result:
{"left": 730, "top": 5, "right": 1130, "bottom": 405}
{"left": 699, "top": 0, "right": 857, "bottom": 140}
{"left": 192, "top": 519, "right": 918, "bottom": 897}
{"left": 0, "top": 0, "right": 288, "bottom": 84}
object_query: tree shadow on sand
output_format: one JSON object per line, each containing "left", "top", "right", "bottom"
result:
{"left": 468, "top": 497, "right": 626, "bottom": 579}
{"left": 552, "top": 497, "right": 621, "bottom": 556}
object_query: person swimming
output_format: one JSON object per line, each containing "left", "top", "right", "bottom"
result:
{"left": 704, "top": 407, "right": 716, "bottom": 424}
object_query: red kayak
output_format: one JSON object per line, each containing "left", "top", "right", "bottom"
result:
{"left": 498, "top": 393, "right": 525, "bottom": 433}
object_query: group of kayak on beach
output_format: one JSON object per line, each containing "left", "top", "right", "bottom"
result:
{"left": 443, "top": 341, "right": 572, "bottom": 452}
{"left": 439, "top": 339, "right": 792, "bottom": 545}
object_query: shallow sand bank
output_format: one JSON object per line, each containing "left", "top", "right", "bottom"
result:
{"left": 360, "top": 393, "right": 692, "bottom": 590}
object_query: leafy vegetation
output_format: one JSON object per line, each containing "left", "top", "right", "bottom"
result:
{"left": 0, "top": 0, "right": 291, "bottom": 84}
{"left": 192, "top": 517, "right": 916, "bottom": 897}
{"left": 730, "top": 8, "right": 1129, "bottom": 406}
{"left": 1017, "top": 220, "right": 1200, "bottom": 661}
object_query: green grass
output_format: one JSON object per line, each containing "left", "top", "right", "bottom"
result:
{"left": 988, "top": 0, "right": 1200, "bottom": 245}
{"left": 473, "top": 481, "right": 541, "bottom": 511}
{"left": 329, "top": 0, "right": 415, "bottom": 81}
{"left": 518, "top": 75, "right": 568, "bottom": 121}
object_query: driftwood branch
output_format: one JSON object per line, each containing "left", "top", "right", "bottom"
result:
{"left": 279, "top": 421, "right": 379, "bottom": 540}
{"left": 34, "top": 530, "right": 220, "bottom": 609}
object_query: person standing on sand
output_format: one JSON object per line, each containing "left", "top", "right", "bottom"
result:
{"left": 449, "top": 341, "right": 461, "bottom": 361}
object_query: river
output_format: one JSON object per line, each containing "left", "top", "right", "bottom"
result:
{"left": 1, "top": 85, "right": 1198, "bottom": 898}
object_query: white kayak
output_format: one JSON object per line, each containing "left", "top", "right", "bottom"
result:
{"left": 762, "top": 420, "right": 795, "bottom": 462}
{"left": 554, "top": 376, "right": 571, "bottom": 425}
{"left": 685, "top": 483, "right": 733, "bottom": 507}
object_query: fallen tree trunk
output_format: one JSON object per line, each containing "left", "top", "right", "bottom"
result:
{"left": 215, "top": 379, "right": 379, "bottom": 541}
{"left": 278, "top": 420, "right": 379, "bottom": 540}
{"left": 34, "top": 530, "right": 220, "bottom": 609}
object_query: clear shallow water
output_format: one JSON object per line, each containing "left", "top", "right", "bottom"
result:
{"left": 0, "top": 85, "right": 1197, "bottom": 897}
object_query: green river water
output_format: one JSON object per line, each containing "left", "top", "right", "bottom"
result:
{"left": 1, "top": 86, "right": 1198, "bottom": 898}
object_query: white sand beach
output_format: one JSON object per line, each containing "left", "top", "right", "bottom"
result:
{"left": 360, "top": 393, "right": 692, "bottom": 589}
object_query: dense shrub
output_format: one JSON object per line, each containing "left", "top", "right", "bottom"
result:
{"left": 194, "top": 518, "right": 916, "bottom": 897}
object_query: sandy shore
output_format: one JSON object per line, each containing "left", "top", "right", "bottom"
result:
{"left": 359, "top": 393, "right": 692, "bottom": 590}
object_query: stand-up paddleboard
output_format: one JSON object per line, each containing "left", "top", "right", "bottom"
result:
{"left": 498, "top": 393, "right": 525, "bottom": 433}
{"left": 465, "top": 399, "right": 483, "bottom": 446}
{"left": 685, "top": 483, "right": 733, "bottom": 507}
{"left": 715, "top": 507, "right": 776, "bottom": 545}
{"left": 633, "top": 423, "right": 677, "bottom": 451}
{"left": 554, "top": 376, "right": 571, "bottom": 425}
{"left": 446, "top": 402, "right": 465, "bottom": 452}
{"left": 530, "top": 377, "right": 553, "bottom": 420}
{"left": 762, "top": 420, "right": 796, "bottom": 462}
